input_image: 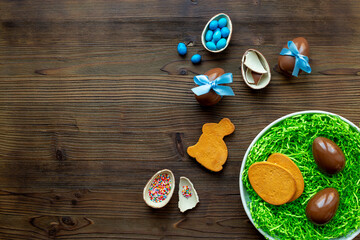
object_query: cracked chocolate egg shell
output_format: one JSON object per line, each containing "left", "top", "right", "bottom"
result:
{"left": 278, "top": 37, "right": 309, "bottom": 74}
{"left": 195, "top": 68, "right": 224, "bottom": 106}
{"left": 241, "top": 49, "right": 271, "bottom": 89}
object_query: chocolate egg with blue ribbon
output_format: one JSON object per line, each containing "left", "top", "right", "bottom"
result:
{"left": 192, "top": 68, "right": 235, "bottom": 106}
{"left": 278, "top": 37, "right": 310, "bottom": 77}
{"left": 194, "top": 68, "right": 224, "bottom": 106}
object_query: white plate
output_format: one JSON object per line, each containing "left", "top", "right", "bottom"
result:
{"left": 239, "top": 110, "right": 360, "bottom": 240}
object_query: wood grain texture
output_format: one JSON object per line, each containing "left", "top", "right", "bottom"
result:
{"left": 0, "top": 0, "right": 359, "bottom": 239}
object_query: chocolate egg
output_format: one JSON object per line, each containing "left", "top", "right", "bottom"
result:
{"left": 194, "top": 68, "right": 223, "bottom": 106}
{"left": 312, "top": 137, "right": 346, "bottom": 174}
{"left": 306, "top": 188, "right": 339, "bottom": 225}
{"left": 278, "top": 37, "right": 309, "bottom": 74}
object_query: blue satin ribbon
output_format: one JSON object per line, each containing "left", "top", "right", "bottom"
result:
{"left": 280, "top": 41, "right": 311, "bottom": 77}
{"left": 191, "top": 73, "right": 235, "bottom": 96}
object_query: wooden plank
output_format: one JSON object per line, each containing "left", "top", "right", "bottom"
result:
{"left": 0, "top": 213, "right": 263, "bottom": 239}
{"left": 1, "top": 18, "right": 359, "bottom": 48}
{"left": 0, "top": 46, "right": 359, "bottom": 76}
{"left": 1, "top": 0, "right": 360, "bottom": 20}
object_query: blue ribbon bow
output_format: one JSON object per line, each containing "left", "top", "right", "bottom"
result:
{"left": 280, "top": 41, "right": 311, "bottom": 77}
{"left": 191, "top": 73, "right": 235, "bottom": 96}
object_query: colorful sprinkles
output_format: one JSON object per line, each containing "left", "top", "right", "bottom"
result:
{"left": 182, "top": 185, "right": 192, "bottom": 199}
{"left": 148, "top": 173, "right": 172, "bottom": 203}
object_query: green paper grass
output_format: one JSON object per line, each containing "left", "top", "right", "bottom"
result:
{"left": 242, "top": 113, "right": 360, "bottom": 239}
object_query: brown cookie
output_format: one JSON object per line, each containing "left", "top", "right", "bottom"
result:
{"left": 267, "top": 153, "right": 304, "bottom": 202}
{"left": 187, "top": 118, "right": 235, "bottom": 172}
{"left": 248, "top": 162, "right": 296, "bottom": 205}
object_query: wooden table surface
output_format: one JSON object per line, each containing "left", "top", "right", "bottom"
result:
{"left": 0, "top": 0, "right": 359, "bottom": 239}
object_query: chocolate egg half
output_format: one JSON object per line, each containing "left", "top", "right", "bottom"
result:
{"left": 195, "top": 68, "right": 223, "bottom": 106}
{"left": 312, "top": 137, "right": 345, "bottom": 174}
{"left": 278, "top": 37, "right": 309, "bottom": 75}
{"left": 306, "top": 188, "right": 339, "bottom": 225}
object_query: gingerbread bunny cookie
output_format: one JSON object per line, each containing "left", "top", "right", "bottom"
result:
{"left": 187, "top": 118, "right": 235, "bottom": 172}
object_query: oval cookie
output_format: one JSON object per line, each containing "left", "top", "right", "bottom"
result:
{"left": 248, "top": 162, "right": 296, "bottom": 205}
{"left": 267, "top": 153, "right": 304, "bottom": 202}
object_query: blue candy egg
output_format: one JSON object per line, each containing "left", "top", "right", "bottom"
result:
{"left": 191, "top": 54, "right": 202, "bottom": 64}
{"left": 216, "top": 38, "right": 227, "bottom": 50}
{"left": 209, "top": 20, "right": 218, "bottom": 30}
{"left": 177, "top": 43, "right": 187, "bottom": 56}
{"left": 205, "top": 30, "right": 213, "bottom": 42}
{"left": 218, "top": 18, "right": 227, "bottom": 28}
{"left": 212, "top": 28, "right": 222, "bottom": 43}
{"left": 206, "top": 41, "right": 217, "bottom": 51}
{"left": 221, "top": 27, "right": 230, "bottom": 38}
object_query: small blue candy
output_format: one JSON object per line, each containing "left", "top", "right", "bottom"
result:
{"left": 212, "top": 28, "right": 222, "bottom": 43}
{"left": 216, "top": 38, "right": 227, "bottom": 50}
{"left": 221, "top": 27, "right": 230, "bottom": 38}
{"left": 206, "top": 41, "right": 217, "bottom": 51}
{"left": 177, "top": 42, "right": 187, "bottom": 56}
{"left": 209, "top": 20, "right": 218, "bottom": 30}
{"left": 205, "top": 30, "right": 213, "bottom": 42}
{"left": 218, "top": 18, "right": 227, "bottom": 28}
{"left": 191, "top": 54, "right": 201, "bottom": 64}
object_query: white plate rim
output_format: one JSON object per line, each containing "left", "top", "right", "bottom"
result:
{"left": 239, "top": 110, "right": 360, "bottom": 240}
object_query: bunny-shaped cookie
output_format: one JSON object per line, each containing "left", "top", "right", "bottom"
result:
{"left": 187, "top": 118, "right": 235, "bottom": 172}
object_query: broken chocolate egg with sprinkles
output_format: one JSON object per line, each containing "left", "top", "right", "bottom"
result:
{"left": 143, "top": 169, "right": 175, "bottom": 208}
{"left": 178, "top": 176, "right": 199, "bottom": 213}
